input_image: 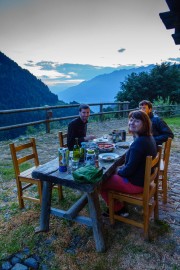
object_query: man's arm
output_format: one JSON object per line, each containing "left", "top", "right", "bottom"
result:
{"left": 67, "top": 122, "right": 77, "bottom": 151}
{"left": 153, "top": 117, "right": 174, "bottom": 145}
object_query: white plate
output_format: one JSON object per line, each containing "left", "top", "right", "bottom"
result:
{"left": 99, "top": 153, "right": 119, "bottom": 161}
{"left": 93, "top": 137, "right": 109, "bottom": 143}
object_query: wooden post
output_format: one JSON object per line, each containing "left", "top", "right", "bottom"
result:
{"left": 63, "top": 194, "right": 88, "bottom": 219}
{"left": 87, "top": 190, "right": 106, "bottom": 252}
{"left": 35, "top": 181, "right": 52, "bottom": 233}
{"left": 118, "top": 102, "right": 121, "bottom": 118}
{"left": 122, "top": 102, "right": 130, "bottom": 118}
{"left": 45, "top": 109, "right": 52, "bottom": 133}
{"left": 99, "top": 104, "right": 103, "bottom": 122}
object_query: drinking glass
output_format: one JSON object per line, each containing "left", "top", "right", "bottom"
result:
{"left": 72, "top": 158, "right": 79, "bottom": 171}
{"left": 67, "top": 151, "right": 73, "bottom": 173}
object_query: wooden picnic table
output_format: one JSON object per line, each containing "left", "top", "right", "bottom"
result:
{"left": 32, "top": 147, "right": 127, "bottom": 252}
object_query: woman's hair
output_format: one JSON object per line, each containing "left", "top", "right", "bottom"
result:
{"left": 128, "top": 110, "right": 152, "bottom": 136}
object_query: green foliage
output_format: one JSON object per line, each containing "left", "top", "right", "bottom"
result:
{"left": 0, "top": 161, "right": 15, "bottom": 180}
{"left": 153, "top": 96, "right": 172, "bottom": 106}
{"left": 153, "top": 96, "right": 175, "bottom": 116}
{"left": 0, "top": 202, "right": 20, "bottom": 219}
{"left": 0, "top": 223, "right": 39, "bottom": 259}
{"left": 116, "top": 62, "right": 180, "bottom": 108}
{"left": 25, "top": 126, "right": 36, "bottom": 135}
{"left": 154, "top": 220, "right": 171, "bottom": 235}
{"left": 165, "top": 117, "right": 180, "bottom": 127}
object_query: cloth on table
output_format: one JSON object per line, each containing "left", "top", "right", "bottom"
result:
{"left": 73, "top": 165, "right": 103, "bottom": 183}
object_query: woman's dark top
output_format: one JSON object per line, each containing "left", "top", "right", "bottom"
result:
{"left": 67, "top": 117, "right": 87, "bottom": 150}
{"left": 118, "top": 136, "right": 157, "bottom": 187}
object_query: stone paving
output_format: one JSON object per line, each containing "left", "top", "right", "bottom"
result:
{"left": 0, "top": 119, "right": 180, "bottom": 269}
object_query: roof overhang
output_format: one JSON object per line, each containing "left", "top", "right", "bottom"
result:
{"left": 159, "top": 0, "right": 180, "bottom": 45}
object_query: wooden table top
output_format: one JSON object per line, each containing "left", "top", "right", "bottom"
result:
{"left": 32, "top": 148, "right": 127, "bottom": 193}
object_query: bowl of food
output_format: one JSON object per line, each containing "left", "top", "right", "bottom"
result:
{"left": 97, "top": 143, "right": 115, "bottom": 153}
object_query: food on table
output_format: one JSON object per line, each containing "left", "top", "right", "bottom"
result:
{"left": 97, "top": 143, "right": 114, "bottom": 152}
{"left": 105, "top": 156, "right": 113, "bottom": 160}
{"left": 98, "top": 143, "right": 114, "bottom": 149}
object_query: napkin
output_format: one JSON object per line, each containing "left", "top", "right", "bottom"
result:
{"left": 72, "top": 165, "right": 103, "bottom": 184}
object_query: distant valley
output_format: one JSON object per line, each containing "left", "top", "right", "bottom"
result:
{"left": 50, "top": 65, "right": 154, "bottom": 104}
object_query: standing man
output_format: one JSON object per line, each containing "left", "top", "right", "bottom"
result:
{"left": 67, "top": 104, "right": 96, "bottom": 150}
{"left": 139, "top": 100, "right": 174, "bottom": 145}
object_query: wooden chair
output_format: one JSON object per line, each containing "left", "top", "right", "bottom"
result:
{"left": 9, "top": 138, "right": 63, "bottom": 209}
{"left": 108, "top": 146, "right": 162, "bottom": 240}
{"left": 58, "top": 131, "right": 68, "bottom": 147}
{"left": 159, "top": 137, "right": 172, "bottom": 204}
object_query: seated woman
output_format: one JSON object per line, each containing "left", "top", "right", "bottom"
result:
{"left": 100, "top": 110, "right": 157, "bottom": 217}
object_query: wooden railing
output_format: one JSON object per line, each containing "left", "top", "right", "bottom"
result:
{"left": 0, "top": 102, "right": 130, "bottom": 133}
{"left": 0, "top": 102, "right": 179, "bottom": 134}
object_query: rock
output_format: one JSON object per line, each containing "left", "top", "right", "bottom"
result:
{"left": 11, "top": 263, "right": 28, "bottom": 270}
{"left": 11, "top": 257, "right": 21, "bottom": 266}
{"left": 24, "top": 257, "right": 39, "bottom": 269}
{"left": 1, "top": 261, "right": 12, "bottom": 270}
{"left": 14, "top": 253, "right": 25, "bottom": 260}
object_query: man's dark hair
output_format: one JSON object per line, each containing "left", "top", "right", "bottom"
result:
{"left": 139, "top": 100, "right": 152, "bottom": 109}
{"left": 79, "top": 104, "right": 90, "bottom": 111}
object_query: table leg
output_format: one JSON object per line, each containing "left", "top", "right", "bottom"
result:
{"left": 87, "top": 190, "right": 106, "bottom": 252}
{"left": 35, "top": 181, "right": 52, "bottom": 233}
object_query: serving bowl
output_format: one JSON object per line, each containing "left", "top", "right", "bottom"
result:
{"left": 97, "top": 143, "right": 115, "bottom": 153}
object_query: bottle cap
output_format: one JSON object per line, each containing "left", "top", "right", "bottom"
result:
{"left": 87, "top": 149, "right": 95, "bottom": 154}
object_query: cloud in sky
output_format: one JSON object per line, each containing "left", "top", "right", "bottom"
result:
{"left": 25, "top": 62, "right": 69, "bottom": 78}
{"left": 43, "top": 78, "right": 84, "bottom": 87}
{"left": 23, "top": 60, "right": 129, "bottom": 87}
{"left": 168, "top": 57, "right": 180, "bottom": 63}
{"left": 118, "top": 48, "right": 126, "bottom": 53}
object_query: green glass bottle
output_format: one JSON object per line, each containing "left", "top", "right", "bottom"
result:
{"left": 80, "top": 142, "right": 86, "bottom": 162}
{"left": 73, "top": 138, "right": 80, "bottom": 161}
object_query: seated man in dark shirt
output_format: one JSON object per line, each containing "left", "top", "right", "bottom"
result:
{"left": 139, "top": 100, "right": 174, "bottom": 145}
{"left": 67, "top": 104, "right": 96, "bottom": 150}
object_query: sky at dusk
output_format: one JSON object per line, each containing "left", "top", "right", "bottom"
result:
{"left": 0, "top": 0, "right": 179, "bottom": 88}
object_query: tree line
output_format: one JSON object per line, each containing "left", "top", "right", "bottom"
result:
{"left": 115, "top": 62, "right": 180, "bottom": 108}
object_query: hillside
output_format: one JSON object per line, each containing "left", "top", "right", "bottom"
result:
{"left": 0, "top": 52, "right": 66, "bottom": 139}
{"left": 57, "top": 65, "right": 154, "bottom": 103}
{"left": 0, "top": 51, "right": 59, "bottom": 110}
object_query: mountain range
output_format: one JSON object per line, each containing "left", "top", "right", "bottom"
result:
{"left": 0, "top": 51, "right": 154, "bottom": 109}
{"left": 53, "top": 65, "right": 154, "bottom": 104}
